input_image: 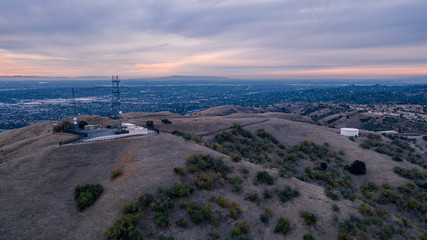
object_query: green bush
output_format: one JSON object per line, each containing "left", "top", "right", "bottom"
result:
{"left": 106, "top": 214, "right": 143, "bottom": 240}
{"left": 75, "top": 184, "right": 103, "bottom": 212}
{"left": 216, "top": 195, "right": 229, "bottom": 208}
{"left": 274, "top": 217, "right": 290, "bottom": 235}
{"left": 263, "top": 189, "right": 273, "bottom": 199}
{"left": 300, "top": 211, "right": 317, "bottom": 226}
{"left": 186, "top": 154, "right": 230, "bottom": 176}
{"left": 159, "top": 234, "right": 174, "bottom": 240}
{"left": 255, "top": 171, "right": 275, "bottom": 185}
{"left": 110, "top": 168, "right": 122, "bottom": 179}
{"left": 232, "top": 153, "right": 242, "bottom": 162}
{"left": 332, "top": 204, "right": 340, "bottom": 212}
{"left": 260, "top": 213, "right": 269, "bottom": 223}
{"left": 229, "top": 202, "right": 242, "bottom": 219}
{"left": 164, "top": 182, "right": 195, "bottom": 198}
{"left": 161, "top": 119, "right": 172, "bottom": 124}
{"left": 121, "top": 203, "right": 142, "bottom": 214}
{"left": 348, "top": 160, "right": 366, "bottom": 175}
{"left": 278, "top": 186, "right": 299, "bottom": 202}
{"left": 78, "top": 120, "right": 88, "bottom": 130}
{"left": 185, "top": 202, "right": 216, "bottom": 225}
{"left": 173, "top": 167, "right": 186, "bottom": 175}
{"left": 303, "top": 233, "right": 315, "bottom": 240}
{"left": 155, "top": 212, "right": 170, "bottom": 227}
{"left": 232, "top": 220, "right": 250, "bottom": 237}
{"left": 245, "top": 193, "right": 261, "bottom": 204}
{"left": 232, "top": 183, "right": 242, "bottom": 193}
{"left": 138, "top": 193, "right": 154, "bottom": 207}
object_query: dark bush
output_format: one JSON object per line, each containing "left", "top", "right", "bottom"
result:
{"left": 303, "top": 233, "right": 315, "bottom": 240}
{"left": 245, "top": 193, "right": 261, "bottom": 204}
{"left": 232, "top": 220, "right": 250, "bottom": 237}
{"left": 300, "top": 211, "right": 317, "bottom": 226}
{"left": 138, "top": 193, "right": 154, "bottom": 207}
{"left": 256, "top": 171, "right": 275, "bottom": 185}
{"left": 106, "top": 214, "right": 143, "bottom": 240}
{"left": 173, "top": 167, "right": 186, "bottom": 175}
{"left": 161, "top": 119, "right": 172, "bottom": 124}
{"left": 146, "top": 121, "right": 154, "bottom": 127}
{"left": 186, "top": 154, "right": 230, "bottom": 176}
{"left": 320, "top": 162, "right": 328, "bottom": 170}
{"left": 229, "top": 202, "right": 242, "bottom": 219}
{"left": 278, "top": 186, "right": 299, "bottom": 202}
{"left": 348, "top": 160, "right": 366, "bottom": 175}
{"left": 260, "top": 213, "right": 269, "bottom": 223}
{"left": 159, "top": 234, "right": 174, "bottom": 240}
{"left": 74, "top": 184, "right": 103, "bottom": 212}
{"left": 274, "top": 217, "right": 290, "bottom": 235}
{"left": 121, "top": 203, "right": 142, "bottom": 214}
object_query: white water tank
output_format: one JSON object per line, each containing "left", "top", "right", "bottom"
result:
{"left": 340, "top": 128, "right": 359, "bottom": 136}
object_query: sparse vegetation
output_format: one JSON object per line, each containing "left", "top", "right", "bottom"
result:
{"left": 173, "top": 167, "right": 186, "bottom": 175}
{"left": 303, "top": 233, "right": 315, "bottom": 240}
{"left": 110, "top": 168, "right": 122, "bottom": 179}
{"left": 121, "top": 203, "right": 142, "bottom": 214}
{"left": 232, "top": 220, "right": 250, "bottom": 237}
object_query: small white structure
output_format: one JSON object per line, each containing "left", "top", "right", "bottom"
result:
{"left": 84, "top": 125, "right": 95, "bottom": 130}
{"left": 122, "top": 123, "right": 137, "bottom": 130}
{"left": 340, "top": 128, "right": 359, "bottom": 136}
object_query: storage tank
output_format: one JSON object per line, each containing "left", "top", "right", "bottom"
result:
{"left": 340, "top": 128, "right": 359, "bottom": 136}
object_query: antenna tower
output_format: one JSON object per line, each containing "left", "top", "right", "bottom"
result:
{"left": 111, "top": 75, "right": 122, "bottom": 132}
{"left": 72, "top": 88, "right": 78, "bottom": 127}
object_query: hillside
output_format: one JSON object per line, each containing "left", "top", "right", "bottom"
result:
{"left": 0, "top": 108, "right": 426, "bottom": 240}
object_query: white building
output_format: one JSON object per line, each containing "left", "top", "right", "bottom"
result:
{"left": 340, "top": 128, "right": 359, "bottom": 136}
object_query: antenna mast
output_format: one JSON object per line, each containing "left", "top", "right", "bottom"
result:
{"left": 111, "top": 75, "right": 122, "bottom": 132}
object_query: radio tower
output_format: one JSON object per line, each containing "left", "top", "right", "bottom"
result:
{"left": 111, "top": 75, "right": 122, "bottom": 132}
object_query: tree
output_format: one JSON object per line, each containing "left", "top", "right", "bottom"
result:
{"left": 349, "top": 160, "right": 366, "bottom": 175}
{"left": 146, "top": 121, "right": 154, "bottom": 128}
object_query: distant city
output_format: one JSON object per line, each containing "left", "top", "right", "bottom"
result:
{"left": 0, "top": 78, "right": 426, "bottom": 130}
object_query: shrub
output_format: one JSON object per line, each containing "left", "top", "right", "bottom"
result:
{"left": 320, "top": 162, "right": 328, "bottom": 170}
{"left": 241, "top": 168, "right": 249, "bottom": 175}
{"left": 255, "top": 171, "right": 275, "bottom": 185}
{"left": 260, "top": 213, "right": 269, "bottom": 223}
{"left": 159, "top": 234, "right": 174, "bottom": 240}
{"left": 278, "top": 186, "right": 299, "bottom": 202}
{"left": 121, "top": 203, "right": 142, "bottom": 214}
{"left": 245, "top": 193, "right": 261, "bottom": 204}
{"left": 303, "top": 233, "right": 315, "bottom": 240}
{"left": 155, "top": 212, "right": 170, "bottom": 227}
{"left": 146, "top": 121, "right": 154, "bottom": 128}
{"left": 164, "top": 182, "right": 195, "bottom": 199}
{"left": 348, "top": 160, "right": 366, "bottom": 175}
{"left": 216, "top": 195, "right": 229, "bottom": 208}
{"left": 232, "top": 154, "right": 242, "bottom": 162}
{"left": 185, "top": 202, "right": 216, "bottom": 225}
{"left": 263, "top": 189, "right": 273, "bottom": 199}
{"left": 274, "top": 217, "right": 290, "bottom": 235}
{"left": 300, "top": 211, "right": 317, "bottom": 226}
{"left": 231, "top": 182, "right": 242, "bottom": 192}
{"left": 186, "top": 154, "right": 230, "bottom": 176}
{"left": 172, "top": 130, "right": 185, "bottom": 136}
{"left": 232, "top": 220, "right": 250, "bottom": 237}
{"left": 173, "top": 167, "right": 186, "bottom": 175}
{"left": 176, "top": 218, "right": 188, "bottom": 228}
{"left": 332, "top": 204, "right": 340, "bottom": 212}
{"left": 138, "top": 193, "right": 154, "bottom": 207}
{"left": 106, "top": 214, "right": 143, "bottom": 240}
{"left": 278, "top": 143, "right": 285, "bottom": 149}
{"left": 229, "top": 202, "right": 242, "bottom": 219}
{"left": 325, "top": 188, "right": 339, "bottom": 200}
{"left": 110, "top": 168, "right": 122, "bottom": 179}
{"left": 75, "top": 184, "right": 104, "bottom": 212}
{"left": 161, "top": 119, "right": 172, "bottom": 124}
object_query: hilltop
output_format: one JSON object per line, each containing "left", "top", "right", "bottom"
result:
{"left": 0, "top": 107, "right": 426, "bottom": 240}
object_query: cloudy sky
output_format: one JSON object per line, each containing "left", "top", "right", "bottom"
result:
{"left": 1, "top": 0, "right": 427, "bottom": 79}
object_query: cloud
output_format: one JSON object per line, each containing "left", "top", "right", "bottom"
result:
{"left": 0, "top": 0, "right": 426, "bottom": 78}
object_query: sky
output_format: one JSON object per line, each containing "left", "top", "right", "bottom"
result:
{"left": 1, "top": 0, "right": 427, "bottom": 79}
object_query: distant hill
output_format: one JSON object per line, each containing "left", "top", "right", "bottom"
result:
{"left": 0, "top": 107, "right": 426, "bottom": 239}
